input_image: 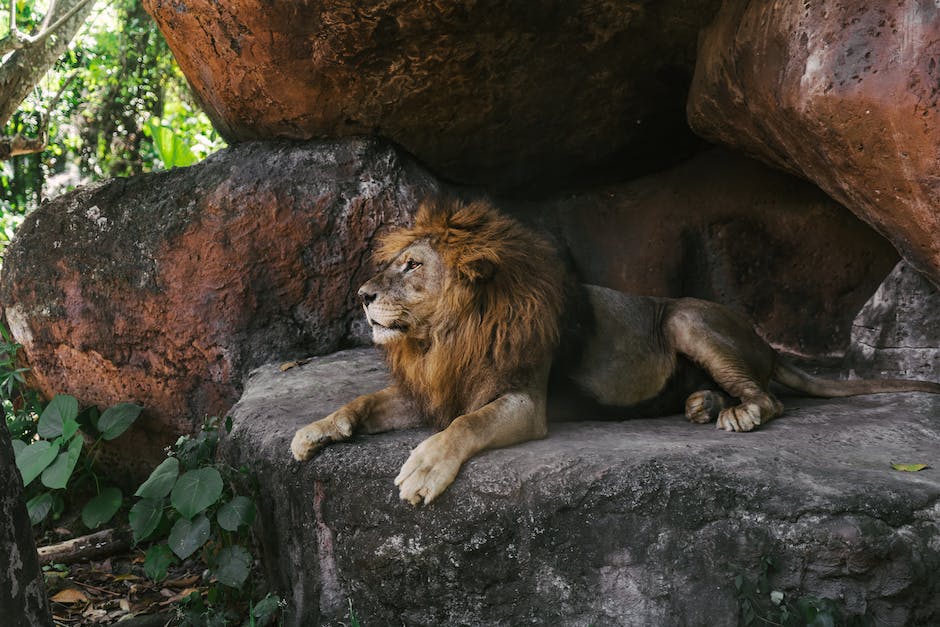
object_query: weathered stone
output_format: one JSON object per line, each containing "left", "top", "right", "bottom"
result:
{"left": 847, "top": 261, "right": 940, "bottom": 380}
{"left": 222, "top": 349, "right": 940, "bottom": 626}
{"left": 143, "top": 0, "right": 719, "bottom": 192}
{"left": 686, "top": 1, "right": 940, "bottom": 287}
{"left": 522, "top": 149, "right": 897, "bottom": 355}
{"left": 0, "top": 139, "right": 437, "bottom": 477}
{"left": 0, "top": 422, "right": 52, "bottom": 626}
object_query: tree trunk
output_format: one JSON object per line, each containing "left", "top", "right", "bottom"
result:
{"left": 0, "top": 0, "right": 97, "bottom": 128}
{"left": 0, "top": 420, "right": 52, "bottom": 627}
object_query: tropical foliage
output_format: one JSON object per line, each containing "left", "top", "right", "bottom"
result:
{"left": 0, "top": 0, "right": 224, "bottom": 254}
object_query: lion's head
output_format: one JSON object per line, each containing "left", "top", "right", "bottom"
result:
{"left": 358, "top": 198, "right": 567, "bottom": 428}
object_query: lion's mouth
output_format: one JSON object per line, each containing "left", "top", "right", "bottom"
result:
{"left": 368, "top": 318, "right": 407, "bottom": 333}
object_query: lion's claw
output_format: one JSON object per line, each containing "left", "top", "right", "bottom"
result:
{"left": 394, "top": 434, "right": 461, "bottom": 506}
{"left": 716, "top": 402, "right": 761, "bottom": 432}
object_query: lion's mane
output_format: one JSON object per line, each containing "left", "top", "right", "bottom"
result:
{"left": 375, "top": 198, "right": 567, "bottom": 429}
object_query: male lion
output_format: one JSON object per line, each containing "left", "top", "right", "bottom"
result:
{"left": 291, "top": 199, "right": 940, "bottom": 505}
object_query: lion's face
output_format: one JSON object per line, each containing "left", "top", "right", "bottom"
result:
{"left": 358, "top": 239, "right": 446, "bottom": 345}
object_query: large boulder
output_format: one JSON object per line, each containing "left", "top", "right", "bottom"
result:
{"left": 529, "top": 148, "right": 897, "bottom": 355}
{"left": 143, "top": 0, "right": 720, "bottom": 192}
{"left": 847, "top": 261, "right": 940, "bottom": 380}
{"left": 0, "top": 139, "right": 437, "bottom": 477}
{"left": 223, "top": 349, "right": 940, "bottom": 626}
{"left": 687, "top": 0, "right": 940, "bottom": 288}
{"left": 0, "top": 139, "right": 900, "bottom": 477}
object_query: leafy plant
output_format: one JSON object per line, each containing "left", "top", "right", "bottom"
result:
{"left": 145, "top": 117, "right": 198, "bottom": 169}
{"left": 1, "top": 0, "right": 225, "bottom": 218}
{"left": 12, "top": 392, "right": 142, "bottom": 527}
{"left": 733, "top": 555, "right": 873, "bottom": 626}
{"left": 131, "top": 417, "right": 257, "bottom": 592}
{"left": 0, "top": 320, "right": 43, "bottom": 442}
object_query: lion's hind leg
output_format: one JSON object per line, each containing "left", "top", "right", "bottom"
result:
{"left": 667, "top": 299, "right": 784, "bottom": 432}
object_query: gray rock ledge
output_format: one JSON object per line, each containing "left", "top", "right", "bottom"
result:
{"left": 221, "top": 348, "right": 940, "bottom": 626}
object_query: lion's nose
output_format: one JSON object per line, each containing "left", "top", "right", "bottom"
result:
{"left": 358, "top": 287, "right": 377, "bottom": 306}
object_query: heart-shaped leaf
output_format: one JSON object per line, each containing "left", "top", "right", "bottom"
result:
{"left": 98, "top": 403, "right": 143, "bottom": 441}
{"left": 143, "top": 544, "right": 176, "bottom": 582}
{"left": 41, "top": 434, "right": 83, "bottom": 490}
{"left": 171, "top": 467, "right": 223, "bottom": 519}
{"left": 216, "top": 496, "right": 255, "bottom": 531}
{"left": 135, "top": 457, "right": 179, "bottom": 499}
{"left": 129, "top": 497, "right": 165, "bottom": 542}
{"left": 212, "top": 545, "right": 252, "bottom": 588}
{"left": 168, "top": 514, "right": 210, "bottom": 559}
{"left": 26, "top": 492, "right": 54, "bottom": 525}
{"left": 37, "top": 395, "right": 79, "bottom": 439}
{"left": 82, "top": 487, "right": 122, "bottom": 529}
{"left": 16, "top": 440, "right": 59, "bottom": 486}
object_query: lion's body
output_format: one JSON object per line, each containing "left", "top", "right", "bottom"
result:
{"left": 291, "top": 199, "right": 940, "bottom": 505}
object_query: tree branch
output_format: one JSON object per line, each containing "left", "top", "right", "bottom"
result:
{"left": 0, "top": 70, "right": 77, "bottom": 160}
{"left": 0, "top": 0, "right": 93, "bottom": 57}
{"left": 0, "top": 0, "right": 97, "bottom": 128}
{"left": 0, "top": 133, "right": 47, "bottom": 159}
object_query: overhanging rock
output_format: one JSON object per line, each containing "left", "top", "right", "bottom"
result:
{"left": 221, "top": 349, "right": 940, "bottom": 626}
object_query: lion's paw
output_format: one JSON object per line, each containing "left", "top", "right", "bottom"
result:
{"left": 685, "top": 390, "right": 725, "bottom": 424}
{"left": 394, "top": 433, "right": 462, "bottom": 506}
{"left": 290, "top": 412, "right": 355, "bottom": 461}
{"left": 716, "top": 402, "right": 762, "bottom": 432}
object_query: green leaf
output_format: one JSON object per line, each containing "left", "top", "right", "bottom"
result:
{"left": 26, "top": 492, "right": 54, "bottom": 525}
{"left": 37, "top": 395, "right": 79, "bottom": 439}
{"left": 41, "top": 434, "right": 83, "bottom": 489}
{"left": 147, "top": 118, "right": 197, "bottom": 168}
{"left": 11, "top": 439, "right": 26, "bottom": 456}
{"left": 81, "top": 487, "right": 122, "bottom": 529}
{"left": 216, "top": 496, "right": 256, "bottom": 532}
{"left": 143, "top": 544, "right": 177, "bottom": 582}
{"left": 135, "top": 457, "right": 179, "bottom": 499}
{"left": 890, "top": 462, "right": 929, "bottom": 472}
{"left": 252, "top": 594, "right": 282, "bottom": 621}
{"left": 98, "top": 403, "right": 142, "bottom": 441}
{"left": 16, "top": 440, "right": 59, "bottom": 486}
{"left": 171, "top": 467, "right": 223, "bottom": 519}
{"left": 212, "top": 545, "right": 251, "bottom": 588}
{"left": 168, "top": 514, "right": 210, "bottom": 559}
{"left": 129, "top": 497, "right": 164, "bottom": 542}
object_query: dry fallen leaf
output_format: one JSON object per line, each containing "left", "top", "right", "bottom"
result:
{"left": 279, "top": 358, "right": 311, "bottom": 372}
{"left": 51, "top": 588, "right": 89, "bottom": 604}
{"left": 165, "top": 574, "right": 200, "bottom": 588}
{"left": 891, "top": 462, "right": 929, "bottom": 472}
{"left": 159, "top": 587, "right": 200, "bottom": 606}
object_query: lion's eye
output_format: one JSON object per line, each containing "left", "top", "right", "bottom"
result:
{"left": 404, "top": 259, "right": 422, "bottom": 272}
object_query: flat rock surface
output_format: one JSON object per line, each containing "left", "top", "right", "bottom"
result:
{"left": 223, "top": 348, "right": 940, "bottom": 626}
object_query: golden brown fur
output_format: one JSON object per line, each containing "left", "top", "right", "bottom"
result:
{"left": 291, "top": 197, "right": 940, "bottom": 506}
{"left": 375, "top": 199, "right": 565, "bottom": 428}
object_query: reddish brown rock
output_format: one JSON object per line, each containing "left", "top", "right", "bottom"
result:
{"left": 142, "top": 0, "right": 719, "bottom": 192}
{"left": 687, "top": 1, "right": 940, "bottom": 288}
{"left": 0, "top": 139, "right": 437, "bottom": 478}
{"left": 518, "top": 149, "right": 897, "bottom": 356}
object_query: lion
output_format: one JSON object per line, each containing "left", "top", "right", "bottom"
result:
{"left": 291, "top": 198, "right": 940, "bottom": 505}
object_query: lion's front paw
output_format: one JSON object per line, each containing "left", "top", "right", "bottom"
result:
{"left": 394, "top": 433, "right": 463, "bottom": 506}
{"left": 716, "top": 402, "right": 762, "bottom": 432}
{"left": 290, "top": 412, "right": 355, "bottom": 461}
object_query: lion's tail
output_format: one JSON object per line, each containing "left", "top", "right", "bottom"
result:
{"left": 772, "top": 359, "right": 940, "bottom": 397}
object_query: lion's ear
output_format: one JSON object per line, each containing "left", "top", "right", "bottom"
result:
{"left": 457, "top": 253, "right": 497, "bottom": 283}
